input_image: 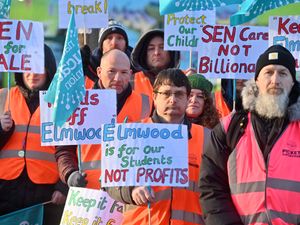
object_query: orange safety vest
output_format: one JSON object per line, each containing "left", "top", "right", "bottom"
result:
{"left": 131, "top": 71, "right": 154, "bottom": 107}
{"left": 85, "top": 76, "right": 95, "bottom": 89}
{"left": 222, "top": 113, "right": 300, "bottom": 225}
{"left": 214, "top": 90, "right": 231, "bottom": 118}
{"left": 122, "top": 118, "right": 208, "bottom": 225}
{"left": 0, "top": 87, "right": 59, "bottom": 184}
{"left": 80, "top": 90, "right": 151, "bottom": 189}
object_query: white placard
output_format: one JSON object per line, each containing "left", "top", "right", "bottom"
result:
{"left": 0, "top": 19, "right": 44, "bottom": 73}
{"left": 40, "top": 89, "right": 116, "bottom": 146}
{"left": 198, "top": 25, "right": 268, "bottom": 79}
{"left": 59, "top": 0, "right": 108, "bottom": 28}
{"left": 269, "top": 16, "right": 300, "bottom": 72}
{"left": 60, "top": 187, "right": 123, "bottom": 225}
{"left": 164, "top": 10, "right": 216, "bottom": 51}
{"left": 101, "top": 123, "right": 189, "bottom": 187}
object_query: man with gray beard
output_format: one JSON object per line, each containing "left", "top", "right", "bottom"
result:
{"left": 199, "top": 45, "right": 300, "bottom": 225}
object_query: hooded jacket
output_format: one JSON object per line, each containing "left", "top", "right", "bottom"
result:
{"left": 199, "top": 79, "right": 300, "bottom": 225}
{"left": 131, "top": 29, "right": 180, "bottom": 85}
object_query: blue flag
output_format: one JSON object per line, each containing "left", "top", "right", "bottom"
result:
{"left": 0, "top": 0, "right": 11, "bottom": 19}
{"left": 0, "top": 204, "right": 44, "bottom": 225}
{"left": 159, "top": 0, "right": 242, "bottom": 15}
{"left": 44, "top": 10, "right": 85, "bottom": 127}
{"left": 230, "top": 0, "right": 300, "bottom": 26}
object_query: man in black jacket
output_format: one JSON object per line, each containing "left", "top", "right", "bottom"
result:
{"left": 199, "top": 45, "right": 300, "bottom": 225}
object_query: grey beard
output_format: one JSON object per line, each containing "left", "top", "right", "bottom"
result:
{"left": 255, "top": 90, "right": 289, "bottom": 118}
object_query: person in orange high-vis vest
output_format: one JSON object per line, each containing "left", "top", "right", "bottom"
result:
{"left": 0, "top": 45, "right": 67, "bottom": 225}
{"left": 130, "top": 29, "right": 181, "bottom": 107}
{"left": 106, "top": 68, "right": 209, "bottom": 225}
{"left": 56, "top": 49, "right": 151, "bottom": 189}
{"left": 199, "top": 45, "right": 300, "bottom": 225}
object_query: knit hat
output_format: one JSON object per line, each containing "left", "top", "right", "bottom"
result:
{"left": 255, "top": 45, "right": 296, "bottom": 81}
{"left": 98, "top": 19, "right": 128, "bottom": 52}
{"left": 188, "top": 74, "right": 213, "bottom": 93}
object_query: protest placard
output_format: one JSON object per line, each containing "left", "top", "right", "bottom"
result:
{"left": 164, "top": 10, "right": 215, "bottom": 51}
{"left": 60, "top": 187, "right": 123, "bottom": 225}
{"left": 101, "top": 123, "right": 189, "bottom": 187}
{"left": 269, "top": 16, "right": 300, "bottom": 72}
{"left": 0, "top": 19, "right": 44, "bottom": 73}
{"left": 197, "top": 25, "right": 268, "bottom": 79}
{"left": 59, "top": 0, "right": 108, "bottom": 28}
{"left": 40, "top": 89, "right": 116, "bottom": 146}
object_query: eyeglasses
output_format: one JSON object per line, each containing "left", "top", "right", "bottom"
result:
{"left": 154, "top": 90, "right": 187, "bottom": 99}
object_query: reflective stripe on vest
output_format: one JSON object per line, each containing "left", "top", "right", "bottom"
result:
{"left": 224, "top": 113, "right": 300, "bottom": 224}
{"left": 141, "top": 94, "right": 151, "bottom": 119}
{"left": 0, "top": 87, "right": 59, "bottom": 184}
{"left": 0, "top": 149, "right": 56, "bottom": 162}
{"left": 123, "top": 118, "right": 206, "bottom": 225}
{"left": 15, "top": 125, "right": 40, "bottom": 134}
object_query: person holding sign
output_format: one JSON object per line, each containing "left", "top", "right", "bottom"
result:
{"left": 186, "top": 73, "right": 220, "bottom": 129}
{"left": 56, "top": 49, "right": 151, "bottom": 189}
{"left": 130, "top": 29, "right": 181, "bottom": 107}
{"left": 82, "top": 19, "right": 134, "bottom": 89}
{"left": 106, "top": 68, "right": 210, "bottom": 225}
{"left": 199, "top": 45, "right": 300, "bottom": 225}
{"left": 0, "top": 44, "right": 67, "bottom": 225}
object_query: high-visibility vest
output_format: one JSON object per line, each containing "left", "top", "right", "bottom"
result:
{"left": 0, "top": 87, "right": 59, "bottom": 184}
{"left": 81, "top": 90, "right": 151, "bottom": 189}
{"left": 222, "top": 113, "right": 300, "bottom": 225}
{"left": 122, "top": 118, "right": 208, "bottom": 225}
{"left": 214, "top": 90, "right": 231, "bottom": 118}
{"left": 131, "top": 71, "right": 153, "bottom": 107}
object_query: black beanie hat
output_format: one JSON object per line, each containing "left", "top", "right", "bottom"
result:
{"left": 255, "top": 45, "right": 296, "bottom": 81}
{"left": 98, "top": 19, "right": 128, "bottom": 53}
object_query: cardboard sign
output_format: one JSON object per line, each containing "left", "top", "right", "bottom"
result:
{"left": 197, "top": 25, "right": 268, "bottom": 79}
{"left": 60, "top": 187, "right": 123, "bottom": 225}
{"left": 40, "top": 89, "right": 116, "bottom": 146}
{"left": 101, "top": 123, "right": 189, "bottom": 187}
{"left": 164, "top": 10, "right": 215, "bottom": 51}
{"left": 269, "top": 16, "right": 300, "bottom": 72}
{"left": 59, "top": 0, "right": 108, "bottom": 28}
{"left": 0, "top": 19, "right": 44, "bottom": 73}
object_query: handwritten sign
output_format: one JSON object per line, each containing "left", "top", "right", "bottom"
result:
{"left": 269, "top": 16, "right": 300, "bottom": 72}
{"left": 0, "top": 19, "right": 44, "bottom": 73}
{"left": 40, "top": 89, "right": 116, "bottom": 146}
{"left": 101, "top": 123, "right": 189, "bottom": 187}
{"left": 60, "top": 187, "right": 123, "bottom": 225}
{"left": 164, "top": 10, "right": 215, "bottom": 51}
{"left": 59, "top": 0, "right": 108, "bottom": 28}
{"left": 197, "top": 25, "right": 268, "bottom": 79}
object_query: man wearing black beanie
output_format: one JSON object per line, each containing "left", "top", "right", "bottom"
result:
{"left": 199, "top": 45, "right": 300, "bottom": 225}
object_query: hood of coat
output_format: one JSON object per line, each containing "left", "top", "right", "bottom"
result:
{"left": 242, "top": 79, "right": 300, "bottom": 121}
{"left": 131, "top": 29, "right": 180, "bottom": 75}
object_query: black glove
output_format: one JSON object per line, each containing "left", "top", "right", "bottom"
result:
{"left": 67, "top": 171, "right": 88, "bottom": 187}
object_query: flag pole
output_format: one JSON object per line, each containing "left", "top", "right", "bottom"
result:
{"left": 233, "top": 79, "right": 236, "bottom": 111}
{"left": 147, "top": 186, "right": 151, "bottom": 225}
{"left": 7, "top": 72, "right": 11, "bottom": 110}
